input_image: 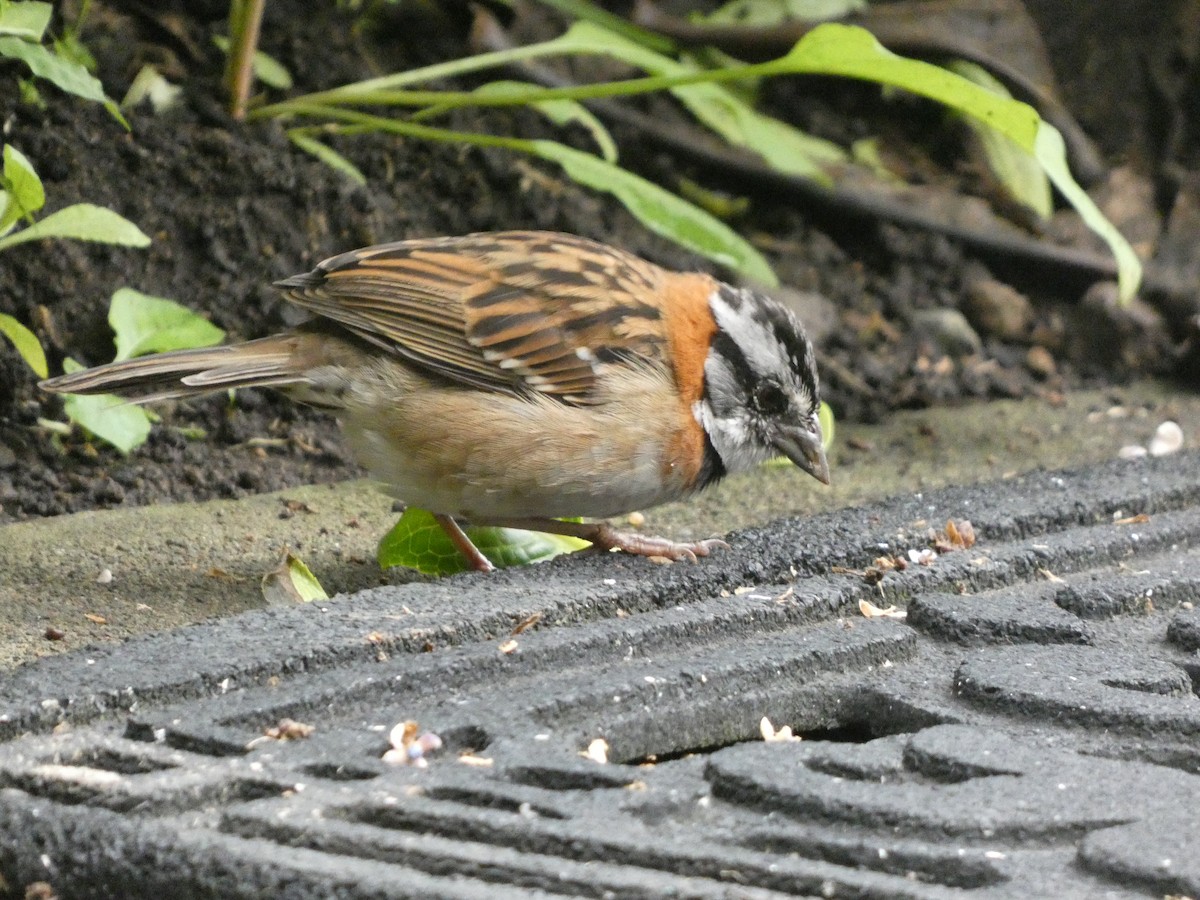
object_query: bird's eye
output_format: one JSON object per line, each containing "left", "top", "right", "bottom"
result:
{"left": 753, "top": 382, "right": 790, "bottom": 416}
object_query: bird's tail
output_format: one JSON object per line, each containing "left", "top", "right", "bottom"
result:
{"left": 39, "top": 333, "right": 313, "bottom": 403}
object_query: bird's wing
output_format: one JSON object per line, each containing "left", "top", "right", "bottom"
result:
{"left": 275, "top": 231, "right": 673, "bottom": 404}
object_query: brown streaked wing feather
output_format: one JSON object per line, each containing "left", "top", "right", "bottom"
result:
{"left": 277, "top": 247, "right": 513, "bottom": 394}
{"left": 463, "top": 233, "right": 672, "bottom": 401}
{"left": 275, "top": 231, "right": 674, "bottom": 404}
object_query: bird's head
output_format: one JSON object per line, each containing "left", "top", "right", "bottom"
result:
{"left": 695, "top": 284, "right": 829, "bottom": 485}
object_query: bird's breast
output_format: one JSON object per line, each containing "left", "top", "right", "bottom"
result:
{"left": 334, "top": 362, "right": 707, "bottom": 520}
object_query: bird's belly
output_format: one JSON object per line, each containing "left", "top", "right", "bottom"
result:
{"left": 339, "top": 380, "right": 694, "bottom": 520}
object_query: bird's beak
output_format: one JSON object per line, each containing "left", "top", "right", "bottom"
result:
{"left": 773, "top": 421, "right": 831, "bottom": 485}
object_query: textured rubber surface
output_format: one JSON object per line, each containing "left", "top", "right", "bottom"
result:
{"left": 2, "top": 452, "right": 1199, "bottom": 898}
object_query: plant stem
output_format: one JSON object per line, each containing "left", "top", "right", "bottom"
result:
{"left": 66, "top": 0, "right": 92, "bottom": 41}
{"left": 251, "top": 62, "right": 784, "bottom": 122}
{"left": 246, "top": 23, "right": 752, "bottom": 120}
{"left": 249, "top": 41, "right": 563, "bottom": 117}
{"left": 275, "top": 103, "right": 534, "bottom": 152}
{"left": 225, "top": 0, "right": 267, "bottom": 120}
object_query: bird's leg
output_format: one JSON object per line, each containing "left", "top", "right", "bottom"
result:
{"left": 433, "top": 514, "right": 496, "bottom": 573}
{"left": 480, "top": 517, "right": 728, "bottom": 563}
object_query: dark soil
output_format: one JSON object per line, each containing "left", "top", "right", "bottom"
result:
{"left": 0, "top": 0, "right": 1196, "bottom": 523}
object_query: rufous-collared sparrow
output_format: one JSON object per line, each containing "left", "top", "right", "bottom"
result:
{"left": 41, "top": 231, "right": 829, "bottom": 571}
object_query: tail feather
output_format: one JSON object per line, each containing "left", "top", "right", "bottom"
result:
{"left": 39, "top": 335, "right": 310, "bottom": 403}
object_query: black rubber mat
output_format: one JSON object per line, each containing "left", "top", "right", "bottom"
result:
{"left": 2, "top": 452, "right": 1200, "bottom": 898}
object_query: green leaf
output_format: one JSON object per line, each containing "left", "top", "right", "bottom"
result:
{"left": 0, "top": 202, "right": 151, "bottom": 252}
{"left": 261, "top": 552, "right": 329, "bottom": 603}
{"left": 108, "top": 288, "right": 225, "bottom": 362}
{"left": 288, "top": 132, "right": 367, "bottom": 185}
{"left": 471, "top": 81, "right": 618, "bottom": 163}
{"left": 947, "top": 60, "right": 1051, "bottom": 220}
{"left": 53, "top": 31, "right": 97, "bottom": 72}
{"left": 120, "top": 64, "right": 184, "bottom": 113}
{"left": 764, "top": 25, "right": 1040, "bottom": 143}
{"left": 558, "top": 22, "right": 845, "bottom": 181}
{"left": 0, "top": 310, "right": 47, "bottom": 377}
{"left": 378, "top": 508, "right": 590, "bottom": 576}
{"left": 60, "top": 358, "right": 152, "bottom": 453}
{"left": 1, "top": 144, "right": 46, "bottom": 233}
{"left": 0, "top": 35, "right": 127, "bottom": 127}
{"left": 767, "top": 399, "right": 835, "bottom": 468}
{"left": 213, "top": 35, "right": 293, "bottom": 90}
{"left": 250, "top": 49, "right": 292, "bottom": 90}
{"left": 818, "top": 400, "right": 835, "bottom": 450}
{"left": 0, "top": 1, "right": 52, "bottom": 40}
{"left": 1034, "top": 122, "right": 1141, "bottom": 303}
{"left": 849, "top": 137, "right": 902, "bottom": 183}
{"left": 759, "top": 23, "right": 1141, "bottom": 301}
{"left": 531, "top": 139, "right": 777, "bottom": 285}
{"left": 16, "top": 75, "right": 41, "bottom": 107}
{"left": 63, "top": 393, "right": 152, "bottom": 453}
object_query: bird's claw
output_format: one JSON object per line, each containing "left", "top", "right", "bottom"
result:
{"left": 590, "top": 527, "right": 729, "bottom": 563}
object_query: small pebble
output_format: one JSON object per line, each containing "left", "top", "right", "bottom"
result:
{"left": 1148, "top": 421, "right": 1183, "bottom": 456}
{"left": 1024, "top": 345, "right": 1057, "bottom": 379}
{"left": 963, "top": 276, "right": 1033, "bottom": 341}
{"left": 911, "top": 309, "right": 982, "bottom": 357}
{"left": 382, "top": 720, "right": 442, "bottom": 767}
{"left": 96, "top": 568, "right": 114, "bottom": 585}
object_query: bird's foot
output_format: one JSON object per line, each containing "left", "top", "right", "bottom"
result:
{"left": 475, "top": 517, "right": 728, "bottom": 564}
{"left": 584, "top": 523, "right": 729, "bottom": 562}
